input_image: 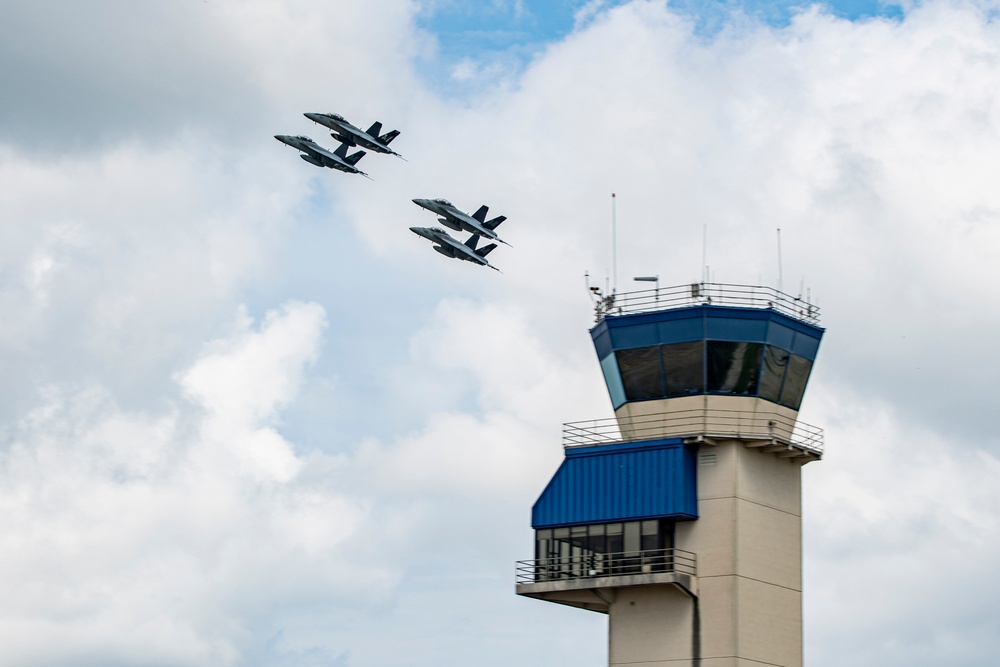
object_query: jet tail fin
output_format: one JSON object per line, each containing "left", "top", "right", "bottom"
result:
{"left": 464, "top": 234, "right": 480, "bottom": 251}
{"left": 379, "top": 129, "right": 400, "bottom": 145}
{"left": 346, "top": 150, "right": 365, "bottom": 165}
{"left": 484, "top": 215, "right": 506, "bottom": 230}
{"left": 472, "top": 205, "right": 489, "bottom": 222}
{"left": 476, "top": 243, "right": 498, "bottom": 258}
{"left": 366, "top": 121, "right": 383, "bottom": 138}
{"left": 334, "top": 143, "right": 349, "bottom": 158}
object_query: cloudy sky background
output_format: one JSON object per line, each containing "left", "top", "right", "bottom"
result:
{"left": 2, "top": 0, "right": 1000, "bottom": 665}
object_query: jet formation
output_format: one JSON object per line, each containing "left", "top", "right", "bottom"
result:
{"left": 411, "top": 198, "right": 510, "bottom": 247}
{"left": 275, "top": 110, "right": 510, "bottom": 271}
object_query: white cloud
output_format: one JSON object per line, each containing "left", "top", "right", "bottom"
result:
{"left": 0, "top": 302, "right": 395, "bottom": 666}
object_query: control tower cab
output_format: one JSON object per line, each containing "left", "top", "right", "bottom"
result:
{"left": 517, "top": 283, "right": 824, "bottom": 667}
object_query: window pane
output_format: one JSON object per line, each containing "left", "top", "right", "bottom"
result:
{"left": 660, "top": 520, "right": 675, "bottom": 549}
{"left": 707, "top": 341, "right": 762, "bottom": 394}
{"left": 759, "top": 345, "right": 789, "bottom": 402}
{"left": 617, "top": 347, "right": 665, "bottom": 400}
{"left": 779, "top": 354, "right": 813, "bottom": 409}
{"left": 661, "top": 341, "right": 704, "bottom": 396}
{"left": 623, "top": 522, "right": 640, "bottom": 553}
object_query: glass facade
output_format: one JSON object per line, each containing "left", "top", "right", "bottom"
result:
{"left": 615, "top": 340, "right": 813, "bottom": 409}
{"left": 533, "top": 520, "right": 676, "bottom": 580}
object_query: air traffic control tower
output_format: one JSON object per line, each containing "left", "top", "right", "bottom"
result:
{"left": 516, "top": 283, "right": 824, "bottom": 667}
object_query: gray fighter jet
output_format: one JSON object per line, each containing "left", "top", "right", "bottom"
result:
{"left": 411, "top": 198, "right": 510, "bottom": 247}
{"left": 409, "top": 226, "right": 500, "bottom": 271}
{"left": 274, "top": 134, "right": 370, "bottom": 178}
{"left": 304, "top": 113, "right": 403, "bottom": 159}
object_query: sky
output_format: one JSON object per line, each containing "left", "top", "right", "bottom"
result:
{"left": 1, "top": 0, "right": 1000, "bottom": 665}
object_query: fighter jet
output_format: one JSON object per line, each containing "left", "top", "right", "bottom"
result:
{"left": 409, "top": 226, "right": 500, "bottom": 272}
{"left": 303, "top": 112, "right": 404, "bottom": 159}
{"left": 273, "top": 134, "right": 371, "bottom": 178}
{"left": 411, "top": 198, "right": 510, "bottom": 247}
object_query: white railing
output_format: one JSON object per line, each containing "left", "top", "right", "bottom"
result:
{"left": 562, "top": 409, "right": 823, "bottom": 455}
{"left": 593, "top": 282, "right": 820, "bottom": 325}
{"left": 516, "top": 547, "right": 696, "bottom": 584}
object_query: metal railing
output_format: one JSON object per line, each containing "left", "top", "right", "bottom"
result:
{"left": 593, "top": 282, "right": 820, "bottom": 325}
{"left": 562, "top": 409, "right": 824, "bottom": 455}
{"left": 516, "top": 547, "right": 696, "bottom": 585}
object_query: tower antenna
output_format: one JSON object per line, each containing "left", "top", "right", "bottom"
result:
{"left": 611, "top": 193, "right": 618, "bottom": 295}
{"left": 702, "top": 224, "right": 708, "bottom": 284}
{"left": 776, "top": 227, "right": 784, "bottom": 293}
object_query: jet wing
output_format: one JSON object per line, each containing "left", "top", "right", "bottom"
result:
{"left": 301, "top": 141, "right": 343, "bottom": 163}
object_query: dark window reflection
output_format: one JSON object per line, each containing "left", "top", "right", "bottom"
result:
{"left": 661, "top": 341, "right": 704, "bottom": 396}
{"left": 706, "top": 342, "right": 762, "bottom": 394}
{"left": 617, "top": 347, "right": 664, "bottom": 400}
{"left": 608, "top": 341, "right": 810, "bottom": 407}
{"left": 533, "top": 520, "right": 678, "bottom": 580}
{"left": 779, "top": 354, "right": 813, "bottom": 409}
{"left": 759, "top": 346, "right": 790, "bottom": 402}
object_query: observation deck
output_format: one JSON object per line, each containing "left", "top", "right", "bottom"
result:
{"left": 563, "top": 408, "right": 823, "bottom": 460}
{"left": 516, "top": 548, "right": 698, "bottom": 612}
{"left": 592, "top": 282, "right": 820, "bottom": 326}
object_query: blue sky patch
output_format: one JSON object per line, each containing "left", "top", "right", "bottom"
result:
{"left": 416, "top": 0, "right": 904, "bottom": 95}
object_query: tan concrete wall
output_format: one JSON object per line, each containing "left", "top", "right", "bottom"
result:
{"left": 736, "top": 498, "right": 801, "bottom": 592}
{"left": 736, "top": 577, "right": 803, "bottom": 667}
{"left": 613, "top": 396, "right": 801, "bottom": 443}
{"left": 735, "top": 443, "right": 802, "bottom": 516}
{"left": 608, "top": 585, "right": 695, "bottom": 665}
{"left": 674, "top": 440, "right": 803, "bottom": 667}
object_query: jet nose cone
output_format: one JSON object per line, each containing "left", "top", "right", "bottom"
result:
{"left": 412, "top": 198, "right": 423, "bottom": 204}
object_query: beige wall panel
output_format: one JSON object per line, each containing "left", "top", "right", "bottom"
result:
{"left": 675, "top": 497, "right": 735, "bottom": 577}
{"left": 735, "top": 500, "right": 802, "bottom": 591}
{"left": 697, "top": 575, "right": 737, "bottom": 659}
{"left": 735, "top": 445, "right": 802, "bottom": 516}
{"left": 735, "top": 577, "right": 803, "bottom": 667}
{"left": 609, "top": 585, "right": 695, "bottom": 665}
{"left": 695, "top": 441, "right": 737, "bottom": 501}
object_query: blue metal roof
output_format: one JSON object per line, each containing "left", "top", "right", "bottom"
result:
{"left": 531, "top": 438, "right": 698, "bottom": 529}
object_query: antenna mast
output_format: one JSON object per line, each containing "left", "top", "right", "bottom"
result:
{"left": 611, "top": 193, "right": 618, "bottom": 295}
{"left": 702, "top": 224, "right": 708, "bottom": 284}
{"left": 776, "top": 228, "right": 784, "bottom": 293}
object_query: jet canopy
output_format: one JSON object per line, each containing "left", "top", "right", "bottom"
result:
{"left": 432, "top": 198, "right": 453, "bottom": 206}
{"left": 327, "top": 113, "right": 345, "bottom": 121}
{"left": 295, "top": 135, "right": 312, "bottom": 141}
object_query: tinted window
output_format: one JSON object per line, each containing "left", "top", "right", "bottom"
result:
{"left": 707, "top": 342, "right": 762, "bottom": 394}
{"left": 661, "top": 341, "right": 704, "bottom": 396}
{"left": 779, "top": 354, "right": 813, "bottom": 409}
{"left": 759, "top": 345, "right": 790, "bottom": 402}
{"left": 617, "top": 347, "right": 664, "bottom": 400}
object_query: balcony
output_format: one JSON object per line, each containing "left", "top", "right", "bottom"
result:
{"left": 515, "top": 548, "right": 698, "bottom": 611}
{"left": 593, "top": 282, "right": 821, "bottom": 326}
{"left": 517, "top": 547, "right": 696, "bottom": 583}
{"left": 562, "top": 408, "right": 824, "bottom": 459}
